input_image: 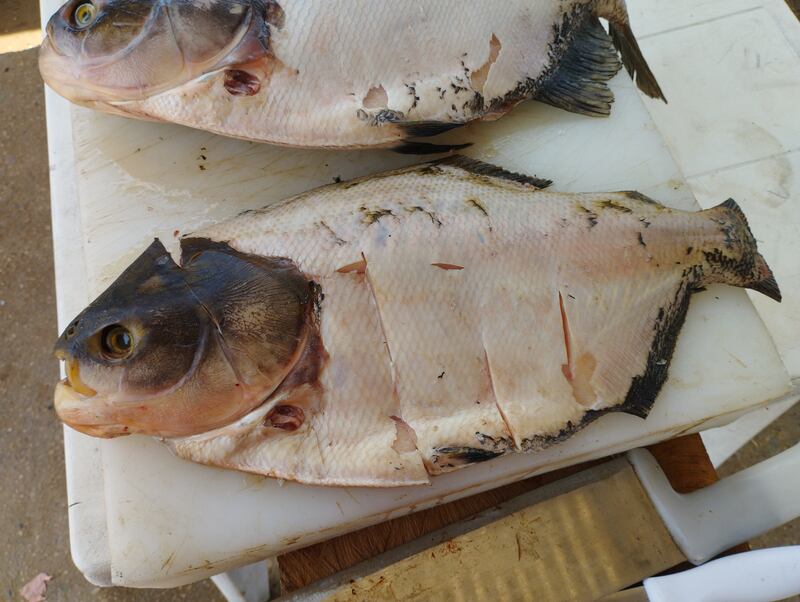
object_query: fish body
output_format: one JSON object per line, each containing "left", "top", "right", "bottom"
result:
{"left": 39, "top": 0, "right": 663, "bottom": 151}
{"left": 53, "top": 158, "right": 780, "bottom": 486}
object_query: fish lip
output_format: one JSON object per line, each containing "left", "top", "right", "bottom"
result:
{"left": 38, "top": 29, "right": 159, "bottom": 103}
{"left": 54, "top": 379, "right": 131, "bottom": 438}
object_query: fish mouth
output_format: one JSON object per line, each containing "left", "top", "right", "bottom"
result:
{"left": 63, "top": 357, "right": 97, "bottom": 397}
{"left": 54, "top": 378, "right": 130, "bottom": 438}
{"left": 39, "top": 36, "right": 160, "bottom": 105}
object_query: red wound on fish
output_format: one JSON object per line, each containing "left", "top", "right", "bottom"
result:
{"left": 224, "top": 70, "right": 261, "bottom": 96}
{"left": 264, "top": 405, "right": 305, "bottom": 431}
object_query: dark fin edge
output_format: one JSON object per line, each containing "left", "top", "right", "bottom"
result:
{"left": 433, "top": 446, "right": 503, "bottom": 467}
{"left": 620, "top": 278, "right": 696, "bottom": 418}
{"left": 718, "top": 198, "right": 782, "bottom": 302}
{"left": 391, "top": 119, "right": 469, "bottom": 156}
{"left": 521, "top": 279, "right": 696, "bottom": 451}
{"left": 397, "top": 120, "right": 465, "bottom": 138}
{"left": 434, "top": 155, "right": 552, "bottom": 189}
{"left": 608, "top": 21, "right": 667, "bottom": 102}
{"left": 750, "top": 276, "right": 782, "bottom": 303}
{"left": 394, "top": 141, "right": 472, "bottom": 155}
{"left": 534, "top": 16, "right": 622, "bottom": 117}
{"left": 720, "top": 197, "right": 749, "bottom": 226}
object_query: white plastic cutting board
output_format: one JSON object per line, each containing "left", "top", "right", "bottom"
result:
{"left": 40, "top": 3, "right": 790, "bottom": 587}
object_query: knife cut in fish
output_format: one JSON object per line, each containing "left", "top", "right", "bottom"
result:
{"left": 39, "top": 0, "right": 665, "bottom": 151}
{"left": 52, "top": 157, "right": 780, "bottom": 486}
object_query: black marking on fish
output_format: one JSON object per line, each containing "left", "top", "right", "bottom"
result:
{"left": 360, "top": 206, "right": 395, "bottom": 225}
{"left": 434, "top": 447, "right": 502, "bottom": 465}
{"left": 578, "top": 205, "right": 599, "bottom": 228}
{"left": 622, "top": 190, "right": 660, "bottom": 205}
{"left": 434, "top": 155, "right": 551, "bottom": 189}
{"left": 703, "top": 248, "right": 749, "bottom": 280}
{"left": 466, "top": 198, "right": 489, "bottom": 217}
{"left": 599, "top": 199, "right": 633, "bottom": 213}
{"left": 318, "top": 221, "right": 346, "bottom": 246}
{"left": 686, "top": 246, "right": 694, "bottom": 255}
{"left": 405, "top": 83, "right": 420, "bottom": 110}
{"left": 393, "top": 141, "right": 471, "bottom": 155}
{"left": 224, "top": 70, "right": 261, "bottom": 96}
{"left": 522, "top": 420, "right": 580, "bottom": 452}
{"left": 357, "top": 108, "right": 406, "bottom": 126}
{"left": 638, "top": 232, "right": 646, "bottom": 247}
{"left": 405, "top": 206, "right": 443, "bottom": 227}
{"left": 474, "top": 432, "right": 515, "bottom": 452}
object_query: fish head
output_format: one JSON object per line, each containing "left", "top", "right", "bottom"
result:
{"left": 53, "top": 238, "right": 311, "bottom": 439}
{"left": 39, "top": 0, "right": 267, "bottom": 107}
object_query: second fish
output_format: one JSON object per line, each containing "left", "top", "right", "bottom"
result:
{"left": 39, "top": 0, "right": 664, "bottom": 151}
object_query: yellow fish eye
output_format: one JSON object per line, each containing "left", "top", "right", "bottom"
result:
{"left": 101, "top": 325, "right": 134, "bottom": 360}
{"left": 73, "top": 2, "right": 97, "bottom": 28}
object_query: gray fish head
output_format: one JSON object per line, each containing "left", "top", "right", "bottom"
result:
{"left": 53, "top": 238, "right": 311, "bottom": 439}
{"left": 39, "top": 0, "right": 267, "bottom": 107}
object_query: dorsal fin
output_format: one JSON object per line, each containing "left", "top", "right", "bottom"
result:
{"left": 433, "top": 155, "right": 552, "bottom": 189}
{"left": 534, "top": 16, "right": 622, "bottom": 117}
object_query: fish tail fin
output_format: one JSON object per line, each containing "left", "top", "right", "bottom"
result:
{"left": 701, "top": 199, "right": 781, "bottom": 302}
{"left": 534, "top": 16, "right": 620, "bottom": 117}
{"left": 595, "top": 0, "right": 666, "bottom": 102}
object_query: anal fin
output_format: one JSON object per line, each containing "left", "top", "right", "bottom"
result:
{"left": 393, "top": 141, "right": 472, "bottom": 155}
{"left": 534, "top": 16, "right": 622, "bottom": 117}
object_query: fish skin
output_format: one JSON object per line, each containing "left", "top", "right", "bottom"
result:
{"left": 39, "top": 0, "right": 663, "bottom": 149}
{"left": 161, "top": 158, "right": 776, "bottom": 485}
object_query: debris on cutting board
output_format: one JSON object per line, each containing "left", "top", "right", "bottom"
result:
{"left": 20, "top": 573, "right": 51, "bottom": 602}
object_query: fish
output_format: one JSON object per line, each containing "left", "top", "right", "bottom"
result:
{"left": 39, "top": 0, "right": 664, "bottom": 152}
{"left": 53, "top": 157, "right": 780, "bottom": 486}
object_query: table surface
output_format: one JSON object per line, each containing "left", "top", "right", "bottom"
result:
{"left": 39, "top": 0, "right": 797, "bottom": 590}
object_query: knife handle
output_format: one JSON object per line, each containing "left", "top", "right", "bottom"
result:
{"left": 627, "top": 442, "right": 800, "bottom": 565}
{"left": 643, "top": 546, "right": 800, "bottom": 602}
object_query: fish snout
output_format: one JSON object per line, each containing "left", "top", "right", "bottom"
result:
{"left": 54, "top": 379, "right": 130, "bottom": 438}
{"left": 38, "top": 35, "right": 84, "bottom": 102}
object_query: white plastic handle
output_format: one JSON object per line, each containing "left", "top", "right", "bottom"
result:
{"left": 643, "top": 546, "right": 800, "bottom": 602}
{"left": 628, "top": 442, "right": 800, "bottom": 565}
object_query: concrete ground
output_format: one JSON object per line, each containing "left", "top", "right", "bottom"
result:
{"left": 0, "top": 3, "right": 222, "bottom": 601}
{"left": 0, "top": 1, "right": 796, "bottom": 601}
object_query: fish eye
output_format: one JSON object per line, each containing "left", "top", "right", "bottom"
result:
{"left": 73, "top": 2, "right": 97, "bottom": 29}
{"left": 100, "top": 325, "right": 134, "bottom": 360}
